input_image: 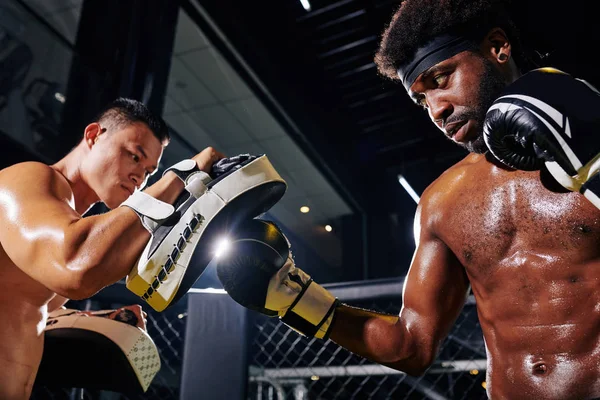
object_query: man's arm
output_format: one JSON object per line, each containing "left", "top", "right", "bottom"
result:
{"left": 0, "top": 162, "right": 187, "bottom": 300}
{"left": 328, "top": 203, "right": 470, "bottom": 375}
{"left": 215, "top": 196, "right": 469, "bottom": 376}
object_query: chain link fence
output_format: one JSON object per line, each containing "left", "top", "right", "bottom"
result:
{"left": 248, "top": 285, "right": 487, "bottom": 400}
{"left": 30, "top": 281, "right": 487, "bottom": 400}
{"left": 30, "top": 296, "right": 188, "bottom": 400}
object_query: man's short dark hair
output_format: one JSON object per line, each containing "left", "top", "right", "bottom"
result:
{"left": 374, "top": 0, "right": 530, "bottom": 81}
{"left": 92, "top": 98, "right": 170, "bottom": 145}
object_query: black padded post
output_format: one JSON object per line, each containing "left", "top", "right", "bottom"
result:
{"left": 180, "top": 292, "right": 250, "bottom": 399}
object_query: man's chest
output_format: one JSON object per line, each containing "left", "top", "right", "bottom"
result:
{"left": 436, "top": 172, "right": 600, "bottom": 269}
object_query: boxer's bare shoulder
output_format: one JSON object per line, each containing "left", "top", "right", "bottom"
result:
{"left": 0, "top": 162, "right": 75, "bottom": 208}
{"left": 0, "top": 162, "right": 74, "bottom": 302}
{"left": 417, "top": 153, "right": 484, "bottom": 226}
{"left": 0, "top": 161, "right": 83, "bottom": 303}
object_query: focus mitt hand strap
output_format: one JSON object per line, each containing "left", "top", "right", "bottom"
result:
{"left": 120, "top": 191, "right": 174, "bottom": 233}
{"left": 163, "top": 159, "right": 212, "bottom": 199}
{"left": 120, "top": 159, "right": 213, "bottom": 233}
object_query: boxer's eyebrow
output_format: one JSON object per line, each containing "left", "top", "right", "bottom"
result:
{"left": 419, "top": 64, "right": 445, "bottom": 82}
{"left": 409, "top": 63, "right": 451, "bottom": 105}
{"left": 136, "top": 145, "right": 157, "bottom": 171}
{"left": 136, "top": 145, "right": 148, "bottom": 160}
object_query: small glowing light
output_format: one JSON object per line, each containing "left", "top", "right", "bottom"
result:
{"left": 177, "top": 313, "right": 186, "bottom": 319}
{"left": 325, "top": 225, "right": 332, "bottom": 232}
{"left": 299, "top": 0, "right": 311, "bottom": 11}
{"left": 300, "top": 206, "right": 310, "bottom": 213}
{"left": 188, "top": 288, "right": 227, "bottom": 294}
{"left": 470, "top": 369, "right": 479, "bottom": 375}
{"left": 481, "top": 382, "right": 487, "bottom": 389}
{"left": 310, "top": 375, "right": 319, "bottom": 381}
{"left": 397, "top": 174, "right": 420, "bottom": 204}
{"left": 214, "top": 237, "right": 231, "bottom": 258}
{"left": 54, "top": 92, "right": 66, "bottom": 103}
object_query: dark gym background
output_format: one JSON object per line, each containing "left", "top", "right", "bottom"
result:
{"left": 1, "top": 0, "right": 596, "bottom": 399}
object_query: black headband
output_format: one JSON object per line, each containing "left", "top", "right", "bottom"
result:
{"left": 397, "top": 33, "right": 478, "bottom": 92}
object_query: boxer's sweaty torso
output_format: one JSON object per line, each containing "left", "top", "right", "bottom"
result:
{"left": 0, "top": 166, "right": 71, "bottom": 399}
{"left": 0, "top": 248, "right": 53, "bottom": 399}
{"left": 427, "top": 153, "right": 600, "bottom": 399}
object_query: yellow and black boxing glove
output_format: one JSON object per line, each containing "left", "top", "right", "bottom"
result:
{"left": 215, "top": 219, "right": 338, "bottom": 339}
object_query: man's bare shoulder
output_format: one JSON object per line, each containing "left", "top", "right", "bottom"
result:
{"left": 0, "top": 162, "right": 71, "bottom": 199}
{"left": 419, "top": 153, "right": 482, "bottom": 210}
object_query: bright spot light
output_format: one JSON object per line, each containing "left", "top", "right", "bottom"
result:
{"left": 300, "top": 206, "right": 310, "bottom": 213}
{"left": 299, "top": 0, "right": 311, "bottom": 11}
{"left": 325, "top": 225, "right": 332, "bottom": 232}
{"left": 214, "top": 237, "right": 231, "bottom": 258}
{"left": 470, "top": 369, "right": 479, "bottom": 375}
{"left": 481, "top": 381, "right": 487, "bottom": 389}
{"left": 54, "top": 92, "right": 66, "bottom": 103}
{"left": 177, "top": 313, "right": 186, "bottom": 319}
{"left": 188, "top": 288, "right": 227, "bottom": 294}
{"left": 310, "top": 375, "right": 319, "bottom": 381}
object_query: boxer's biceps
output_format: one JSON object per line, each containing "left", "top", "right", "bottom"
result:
{"left": 0, "top": 191, "right": 83, "bottom": 297}
{"left": 400, "top": 233, "right": 469, "bottom": 366}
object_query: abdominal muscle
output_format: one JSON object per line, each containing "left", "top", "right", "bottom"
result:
{"left": 473, "top": 262, "right": 600, "bottom": 400}
{"left": 482, "top": 322, "right": 600, "bottom": 399}
{"left": 0, "top": 300, "right": 47, "bottom": 400}
{"left": 0, "top": 250, "right": 53, "bottom": 400}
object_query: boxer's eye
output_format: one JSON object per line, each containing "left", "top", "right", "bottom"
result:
{"left": 433, "top": 74, "right": 447, "bottom": 87}
{"left": 131, "top": 153, "right": 140, "bottom": 163}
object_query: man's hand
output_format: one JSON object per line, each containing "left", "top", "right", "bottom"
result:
{"left": 76, "top": 304, "right": 148, "bottom": 331}
{"left": 192, "top": 147, "right": 226, "bottom": 173}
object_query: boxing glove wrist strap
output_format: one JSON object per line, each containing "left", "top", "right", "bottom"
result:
{"left": 280, "top": 281, "right": 339, "bottom": 339}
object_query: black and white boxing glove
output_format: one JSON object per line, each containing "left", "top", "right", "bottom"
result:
{"left": 215, "top": 219, "right": 338, "bottom": 339}
{"left": 483, "top": 67, "right": 600, "bottom": 208}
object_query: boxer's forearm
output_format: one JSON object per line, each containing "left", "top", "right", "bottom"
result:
{"left": 61, "top": 174, "right": 185, "bottom": 298}
{"left": 61, "top": 208, "right": 148, "bottom": 298}
{"left": 329, "top": 305, "right": 427, "bottom": 375}
{"left": 143, "top": 172, "right": 184, "bottom": 204}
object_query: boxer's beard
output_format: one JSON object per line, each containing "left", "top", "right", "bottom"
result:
{"left": 454, "top": 57, "right": 507, "bottom": 154}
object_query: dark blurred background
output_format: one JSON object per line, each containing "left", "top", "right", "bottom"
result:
{"left": 3, "top": 1, "right": 596, "bottom": 399}
{"left": 2, "top": 0, "right": 596, "bottom": 286}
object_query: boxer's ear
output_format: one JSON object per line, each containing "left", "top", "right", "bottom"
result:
{"left": 84, "top": 123, "right": 105, "bottom": 148}
{"left": 480, "top": 27, "right": 511, "bottom": 64}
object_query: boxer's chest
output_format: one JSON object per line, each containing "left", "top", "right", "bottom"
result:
{"left": 437, "top": 167, "right": 600, "bottom": 269}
